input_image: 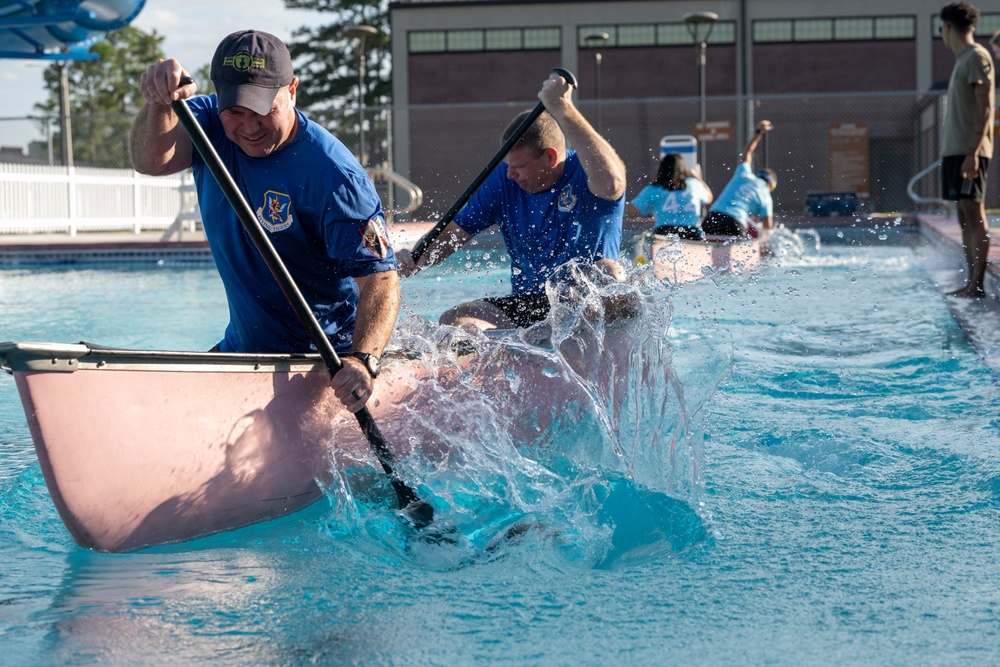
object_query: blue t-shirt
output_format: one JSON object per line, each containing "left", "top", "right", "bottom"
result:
{"left": 188, "top": 95, "right": 394, "bottom": 354}
{"left": 708, "top": 162, "right": 773, "bottom": 231}
{"left": 454, "top": 151, "right": 623, "bottom": 296}
{"left": 630, "top": 177, "right": 711, "bottom": 228}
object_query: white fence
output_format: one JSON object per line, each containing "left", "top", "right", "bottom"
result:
{"left": 0, "top": 163, "right": 189, "bottom": 236}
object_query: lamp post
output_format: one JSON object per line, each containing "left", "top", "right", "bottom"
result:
{"left": 683, "top": 11, "right": 718, "bottom": 176}
{"left": 584, "top": 32, "right": 609, "bottom": 132}
{"left": 345, "top": 24, "right": 378, "bottom": 166}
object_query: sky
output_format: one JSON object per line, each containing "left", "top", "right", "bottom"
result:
{"left": 1, "top": 0, "right": 327, "bottom": 120}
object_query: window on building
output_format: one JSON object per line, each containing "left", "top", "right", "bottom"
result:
{"left": 579, "top": 22, "right": 736, "bottom": 48}
{"left": 796, "top": 19, "right": 833, "bottom": 41}
{"left": 756, "top": 16, "right": 914, "bottom": 43}
{"left": 618, "top": 24, "right": 656, "bottom": 47}
{"left": 754, "top": 20, "right": 793, "bottom": 43}
{"left": 523, "top": 27, "right": 560, "bottom": 49}
{"left": 656, "top": 23, "right": 690, "bottom": 46}
{"left": 835, "top": 18, "right": 874, "bottom": 40}
{"left": 874, "top": 17, "right": 914, "bottom": 39}
{"left": 409, "top": 27, "right": 560, "bottom": 53}
{"left": 409, "top": 31, "right": 446, "bottom": 53}
{"left": 486, "top": 29, "right": 521, "bottom": 50}
{"left": 447, "top": 30, "right": 484, "bottom": 51}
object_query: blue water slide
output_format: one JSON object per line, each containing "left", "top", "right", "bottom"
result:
{"left": 0, "top": 0, "right": 145, "bottom": 60}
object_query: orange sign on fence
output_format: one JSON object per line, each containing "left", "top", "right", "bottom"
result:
{"left": 828, "top": 123, "right": 869, "bottom": 195}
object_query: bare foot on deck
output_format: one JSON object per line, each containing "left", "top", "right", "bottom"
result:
{"left": 946, "top": 285, "right": 986, "bottom": 298}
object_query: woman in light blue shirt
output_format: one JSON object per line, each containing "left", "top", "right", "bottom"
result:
{"left": 630, "top": 152, "right": 712, "bottom": 241}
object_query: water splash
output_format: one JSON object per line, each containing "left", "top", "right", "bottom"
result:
{"left": 321, "top": 260, "right": 725, "bottom": 568}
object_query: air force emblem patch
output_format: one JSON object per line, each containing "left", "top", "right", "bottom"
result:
{"left": 557, "top": 184, "right": 577, "bottom": 213}
{"left": 360, "top": 215, "right": 389, "bottom": 258}
{"left": 256, "top": 191, "right": 293, "bottom": 232}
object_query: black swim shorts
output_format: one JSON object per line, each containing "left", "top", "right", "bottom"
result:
{"left": 701, "top": 210, "right": 747, "bottom": 237}
{"left": 481, "top": 294, "right": 550, "bottom": 328}
{"left": 653, "top": 224, "right": 705, "bottom": 241}
{"left": 941, "top": 155, "right": 990, "bottom": 202}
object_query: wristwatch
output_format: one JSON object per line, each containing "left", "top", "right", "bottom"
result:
{"left": 347, "top": 351, "right": 381, "bottom": 379}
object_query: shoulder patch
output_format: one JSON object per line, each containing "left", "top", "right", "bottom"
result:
{"left": 359, "top": 215, "right": 389, "bottom": 258}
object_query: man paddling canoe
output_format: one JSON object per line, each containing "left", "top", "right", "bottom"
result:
{"left": 131, "top": 30, "right": 398, "bottom": 413}
{"left": 396, "top": 71, "right": 628, "bottom": 331}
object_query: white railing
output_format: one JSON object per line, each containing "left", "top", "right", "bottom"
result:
{"left": 0, "top": 163, "right": 424, "bottom": 237}
{"left": 0, "top": 163, "right": 185, "bottom": 236}
{"left": 907, "top": 160, "right": 946, "bottom": 207}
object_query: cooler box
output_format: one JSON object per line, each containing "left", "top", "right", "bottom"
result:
{"left": 659, "top": 135, "right": 699, "bottom": 175}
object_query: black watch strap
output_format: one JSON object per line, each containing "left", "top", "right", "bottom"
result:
{"left": 346, "top": 351, "right": 381, "bottom": 378}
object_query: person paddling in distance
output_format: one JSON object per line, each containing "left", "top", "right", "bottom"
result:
{"left": 131, "top": 30, "right": 399, "bottom": 413}
{"left": 395, "top": 71, "right": 628, "bottom": 331}
{"left": 631, "top": 151, "right": 713, "bottom": 241}
{"left": 701, "top": 120, "right": 776, "bottom": 239}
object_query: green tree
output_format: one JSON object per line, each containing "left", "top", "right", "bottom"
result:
{"left": 36, "top": 26, "right": 165, "bottom": 167}
{"left": 284, "top": 0, "right": 391, "bottom": 164}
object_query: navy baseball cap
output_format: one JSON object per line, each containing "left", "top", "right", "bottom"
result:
{"left": 210, "top": 30, "right": 294, "bottom": 115}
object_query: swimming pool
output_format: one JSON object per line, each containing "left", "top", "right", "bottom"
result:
{"left": 2, "top": 229, "right": 999, "bottom": 665}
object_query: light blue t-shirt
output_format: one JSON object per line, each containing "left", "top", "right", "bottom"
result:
{"left": 188, "top": 94, "right": 394, "bottom": 354}
{"left": 708, "top": 162, "right": 773, "bottom": 231}
{"left": 454, "top": 150, "right": 624, "bottom": 296}
{"left": 630, "top": 177, "right": 711, "bottom": 228}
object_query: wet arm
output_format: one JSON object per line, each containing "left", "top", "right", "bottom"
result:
{"left": 741, "top": 120, "right": 773, "bottom": 165}
{"left": 131, "top": 59, "right": 196, "bottom": 176}
{"left": 351, "top": 269, "right": 400, "bottom": 358}
{"left": 396, "top": 222, "right": 474, "bottom": 277}
{"left": 540, "top": 75, "right": 625, "bottom": 201}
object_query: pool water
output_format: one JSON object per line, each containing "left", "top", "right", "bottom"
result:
{"left": 2, "top": 230, "right": 1000, "bottom": 665}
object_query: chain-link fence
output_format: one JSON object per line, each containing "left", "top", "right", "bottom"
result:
{"left": 1, "top": 89, "right": 993, "bottom": 232}
{"left": 397, "top": 90, "right": 995, "bottom": 220}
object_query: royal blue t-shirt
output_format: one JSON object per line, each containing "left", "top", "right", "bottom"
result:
{"left": 188, "top": 95, "right": 394, "bottom": 354}
{"left": 454, "top": 151, "right": 623, "bottom": 296}
{"left": 708, "top": 162, "right": 773, "bottom": 231}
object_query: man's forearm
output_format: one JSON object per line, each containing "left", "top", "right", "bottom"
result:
{"left": 968, "top": 85, "right": 993, "bottom": 156}
{"left": 352, "top": 270, "right": 401, "bottom": 357}
{"left": 131, "top": 103, "right": 193, "bottom": 176}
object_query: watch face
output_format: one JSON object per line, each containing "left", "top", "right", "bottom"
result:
{"left": 366, "top": 355, "right": 380, "bottom": 376}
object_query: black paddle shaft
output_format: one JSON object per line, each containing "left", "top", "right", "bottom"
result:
{"left": 170, "top": 80, "right": 433, "bottom": 528}
{"left": 409, "top": 67, "right": 578, "bottom": 264}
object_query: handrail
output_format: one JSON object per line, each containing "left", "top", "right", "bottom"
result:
{"left": 366, "top": 166, "right": 423, "bottom": 222}
{"left": 907, "top": 159, "right": 945, "bottom": 206}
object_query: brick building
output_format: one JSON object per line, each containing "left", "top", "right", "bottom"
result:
{"left": 388, "top": 0, "right": 1000, "bottom": 216}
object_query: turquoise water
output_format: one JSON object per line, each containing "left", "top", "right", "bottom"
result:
{"left": 3, "top": 230, "right": 1000, "bottom": 665}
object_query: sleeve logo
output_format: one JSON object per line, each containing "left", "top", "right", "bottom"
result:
{"left": 359, "top": 215, "right": 389, "bottom": 258}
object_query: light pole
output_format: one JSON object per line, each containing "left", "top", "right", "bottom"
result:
{"left": 584, "top": 32, "right": 609, "bottom": 132}
{"left": 345, "top": 25, "right": 378, "bottom": 166}
{"left": 683, "top": 11, "right": 718, "bottom": 176}
{"left": 56, "top": 61, "right": 73, "bottom": 167}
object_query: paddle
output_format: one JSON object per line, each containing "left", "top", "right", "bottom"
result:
{"left": 409, "top": 67, "right": 578, "bottom": 264}
{"left": 170, "top": 78, "right": 434, "bottom": 529}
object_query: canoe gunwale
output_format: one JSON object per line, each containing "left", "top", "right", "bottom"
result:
{"left": 0, "top": 341, "right": 326, "bottom": 373}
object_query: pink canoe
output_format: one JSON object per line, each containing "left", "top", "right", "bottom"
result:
{"left": 0, "top": 339, "right": 588, "bottom": 552}
{"left": 634, "top": 231, "right": 763, "bottom": 284}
